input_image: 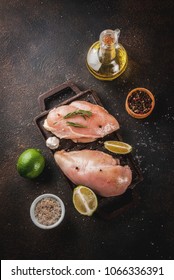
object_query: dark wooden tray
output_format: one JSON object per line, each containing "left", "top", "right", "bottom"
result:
{"left": 34, "top": 81, "right": 143, "bottom": 219}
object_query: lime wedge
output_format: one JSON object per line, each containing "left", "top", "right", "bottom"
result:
{"left": 104, "top": 141, "right": 132, "bottom": 154}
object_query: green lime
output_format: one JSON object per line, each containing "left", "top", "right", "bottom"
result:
{"left": 17, "top": 148, "right": 45, "bottom": 179}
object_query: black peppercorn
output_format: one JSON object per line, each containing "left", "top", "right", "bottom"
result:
{"left": 128, "top": 90, "right": 152, "bottom": 114}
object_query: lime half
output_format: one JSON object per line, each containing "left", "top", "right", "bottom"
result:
{"left": 73, "top": 185, "right": 98, "bottom": 216}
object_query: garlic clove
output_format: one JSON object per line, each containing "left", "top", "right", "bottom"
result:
{"left": 46, "top": 136, "right": 60, "bottom": 149}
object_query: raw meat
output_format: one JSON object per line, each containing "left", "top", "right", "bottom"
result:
{"left": 54, "top": 149, "right": 132, "bottom": 197}
{"left": 43, "top": 101, "right": 119, "bottom": 143}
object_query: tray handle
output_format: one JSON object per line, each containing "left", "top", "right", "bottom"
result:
{"left": 38, "top": 81, "right": 82, "bottom": 112}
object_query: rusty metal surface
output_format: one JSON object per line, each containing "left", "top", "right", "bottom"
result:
{"left": 0, "top": 0, "right": 174, "bottom": 259}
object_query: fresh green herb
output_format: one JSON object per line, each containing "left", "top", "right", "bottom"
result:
{"left": 66, "top": 121, "right": 87, "bottom": 128}
{"left": 53, "top": 122, "right": 58, "bottom": 125}
{"left": 63, "top": 110, "right": 92, "bottom": 120}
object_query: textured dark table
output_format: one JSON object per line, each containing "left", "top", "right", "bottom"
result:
{"left": 0, "top": 0, "right": 174, "bottom": 260}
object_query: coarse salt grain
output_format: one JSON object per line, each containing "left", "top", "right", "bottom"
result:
{"left": 34, "top": 197, "right": 62, "bottom": 226}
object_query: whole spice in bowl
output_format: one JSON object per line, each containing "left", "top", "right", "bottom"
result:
{"left": 125, "top": 88, "right": 155, "bottom": 119}
{"left": 30, "top": 194, "right": 65, "bottom": 229}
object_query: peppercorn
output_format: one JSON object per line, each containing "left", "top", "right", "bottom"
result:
{"left": 128, "top": 90, "right": 152, "bottom": 115}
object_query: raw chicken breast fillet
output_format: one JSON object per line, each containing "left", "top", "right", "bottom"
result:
{"left": 43, "top": 101, "right": 119, "bottom": 143}
{"left": 54, "top": 149, "right": 132, "bottom": 197}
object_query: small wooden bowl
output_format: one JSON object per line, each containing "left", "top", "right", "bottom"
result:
{"left": 125, "top": 88, "right": 155, "bottom": 119}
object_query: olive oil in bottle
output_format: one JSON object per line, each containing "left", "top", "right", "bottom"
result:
{"left": 86, "top": 29, "right": 128, "bottom": 81}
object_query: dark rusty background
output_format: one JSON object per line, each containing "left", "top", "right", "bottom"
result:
{"left": 0, "top": 0, "right": 174, "bottom": 260}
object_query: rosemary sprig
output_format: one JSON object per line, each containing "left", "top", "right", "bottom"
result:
{"left": 66, "top": 121, "right": 87, "bottom": 128}
{"left": 63, "top": 109, "right": 92, "bottom": 120}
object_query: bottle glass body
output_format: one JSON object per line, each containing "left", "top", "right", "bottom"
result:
{"left": 87, "top": 29, "right": 128, "bottom": 81}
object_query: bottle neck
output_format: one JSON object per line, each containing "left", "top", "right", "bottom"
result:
{"left": 99, "top": 34, "right": 116, "bottom": 64}
{"left": 99, "top": 45, "right": 116, "bottom": 64}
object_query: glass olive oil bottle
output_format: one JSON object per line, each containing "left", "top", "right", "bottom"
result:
{"left": 86, "top": 29, "right": 128, "bottom": 81}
